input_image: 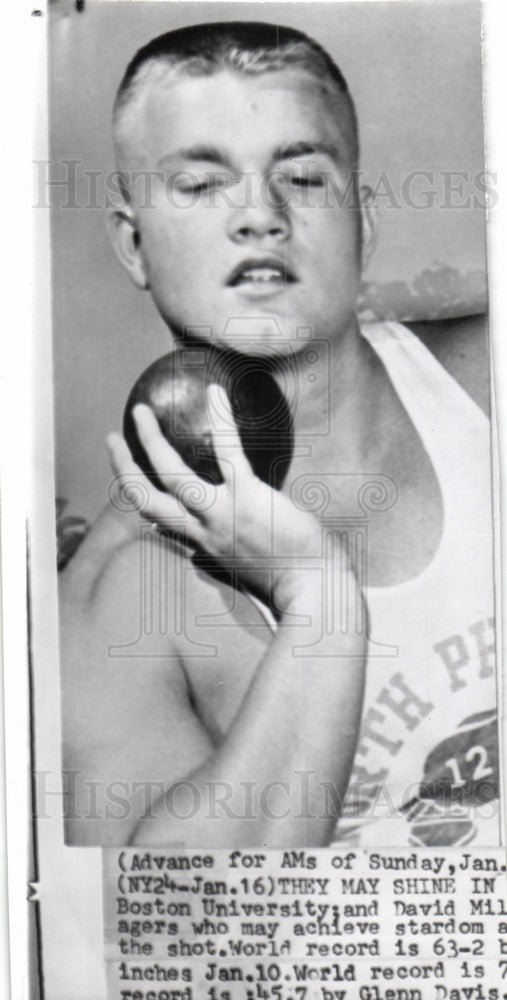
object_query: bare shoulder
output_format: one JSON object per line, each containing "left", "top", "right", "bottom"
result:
{"left": 58, "top": 505, "right": 193, "bottom": 675}
{"left": 407, "top": 314, "right": 490, "bottom": 415}
{"left": 59, "top": 505, "right": 188, "bottom": 621}
{"left": 59, "top": 504, "right": 148, "bottom": 609}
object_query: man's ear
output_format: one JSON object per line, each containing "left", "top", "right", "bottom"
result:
{"left": 106, "top": 207, "right": 149, "bottom": 290}
{"left": 358, "top": 186, "right": 378, "bottom": 270}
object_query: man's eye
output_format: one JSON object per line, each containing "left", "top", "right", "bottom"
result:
{"left": 289, "top": 175, "right": 325, "bottom": 187}
{"left": 274, "top": 170, "right": 325, "bottom": 189}
{"left": 174, "top": 172, "right": 232, "bottom": 193}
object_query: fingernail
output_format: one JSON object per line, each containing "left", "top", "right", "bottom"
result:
{"left": 132, "top": 402, "right": 149, "bottom": 424}
{"left": 209, "top": 383, "right": 227, "bottom": 405}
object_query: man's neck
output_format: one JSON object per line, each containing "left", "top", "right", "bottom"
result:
{"left": 273, "top": 317, "right": 392, "bottom": 464}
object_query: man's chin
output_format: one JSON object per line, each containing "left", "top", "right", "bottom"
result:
{"left": 214, "top": 315, "right": 312, "bottom": 359}
{"left": 170, "top": 314, "right": 318, "bottom": 359}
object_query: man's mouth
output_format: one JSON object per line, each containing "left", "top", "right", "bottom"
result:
{"left": 226, "top": 258, "right": 297, "bottom": 288}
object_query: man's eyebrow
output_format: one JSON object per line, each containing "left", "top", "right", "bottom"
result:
{"left": 156, "top": 145, "right": 230, "bottom": 167}
{"left": 156, "top": 141, "right": 342, "bottom": 169}
{"left": 273, "top": 141, "right": 341, "bottom": 164}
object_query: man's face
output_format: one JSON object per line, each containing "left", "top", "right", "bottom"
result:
{"left": 125, "top": 67, "right": 365, "bottom": 357}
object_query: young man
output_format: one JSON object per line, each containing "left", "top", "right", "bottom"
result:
{"left": 60, "top": 22, "right": 498, "bottom": 848}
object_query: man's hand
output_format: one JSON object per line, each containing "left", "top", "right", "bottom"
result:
{"left": 107, "top": 385, "right": 325, "bottom": 613}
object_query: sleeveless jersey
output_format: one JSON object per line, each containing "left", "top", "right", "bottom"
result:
{"left": 331, "top": 320, "right": 500, "bottom": 847}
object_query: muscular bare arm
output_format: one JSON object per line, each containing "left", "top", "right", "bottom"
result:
{"left": 60, "top": 511, "right": 216, "bottom": 845}
{"left": 129, "top": 545, "right": 365, "bottom": 848}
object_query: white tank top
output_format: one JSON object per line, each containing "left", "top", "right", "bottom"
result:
{"left": 331, "top": 320, "right": 500, "bottom": 847}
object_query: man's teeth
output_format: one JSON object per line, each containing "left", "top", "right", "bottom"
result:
{"left": 238, "top": 267, "right": 284, "bottom": 283}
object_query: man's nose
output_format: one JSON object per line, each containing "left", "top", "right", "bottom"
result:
{"left": 227, "top": 174, "right": 290, "bottom": 243}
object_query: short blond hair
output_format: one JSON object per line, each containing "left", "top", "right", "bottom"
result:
{"left": 113, "top": 21, "right": 359, "bottom": 170}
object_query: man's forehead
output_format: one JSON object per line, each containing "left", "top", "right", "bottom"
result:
{"left": 135, "top": 67, "right": 355, "bottom": 161}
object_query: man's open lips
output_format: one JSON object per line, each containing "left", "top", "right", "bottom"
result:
{"left": 226, "top": 257, "right": 297, "bottom": 287}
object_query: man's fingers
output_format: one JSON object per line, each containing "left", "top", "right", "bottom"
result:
{"left": 106, "top": 430, "right": 195, "bottom": 529}
{"left": 208, "top": 384, "right": 252, "bottom": 480}
{"left": 132, "top": 404, "right": 197, "bottom": 482}
{"left": 107, "top": 431, "right": 134, "bottom": 476}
